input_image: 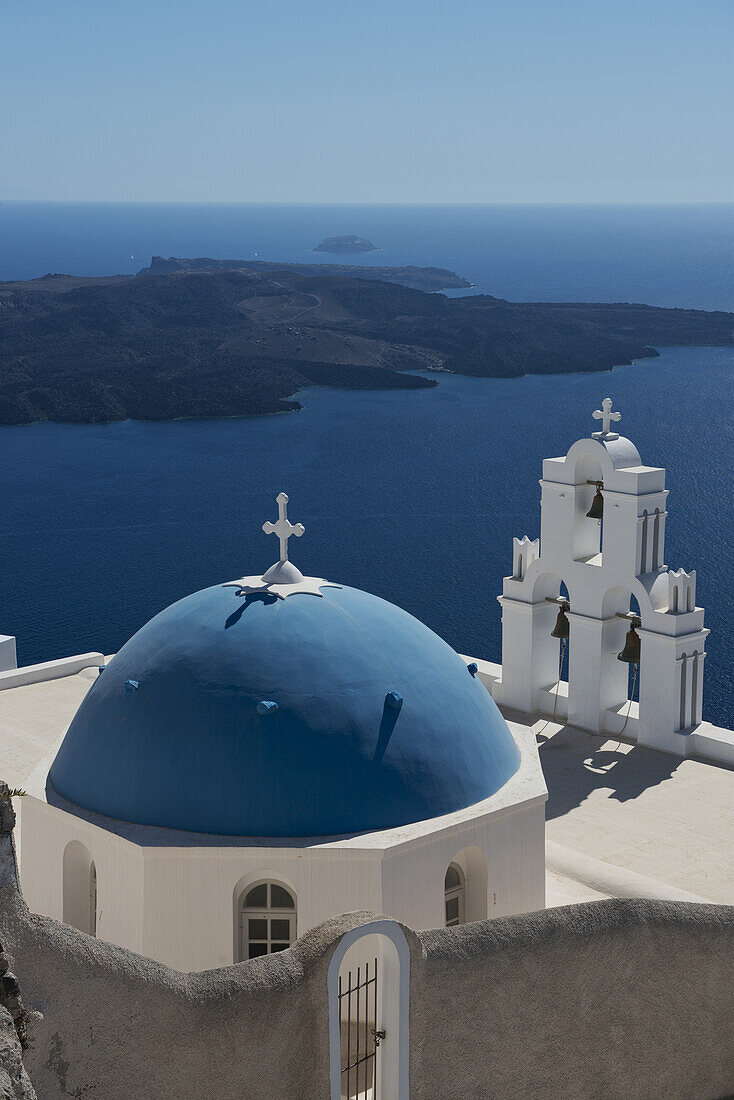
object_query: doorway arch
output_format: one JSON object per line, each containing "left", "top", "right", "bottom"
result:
{"left": 328, "top": 920, "right": 410, "bottom": 1100}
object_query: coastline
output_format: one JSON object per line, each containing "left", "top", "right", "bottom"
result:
{"left": 3, "top": 257, "right": 732, "bottom": 428}
{"left": 0, "top": 348, "right": 669, "bottom": 430}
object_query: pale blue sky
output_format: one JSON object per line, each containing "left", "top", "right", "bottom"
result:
{"left": 3, "top": 0, "right": 733, "bottom": 202}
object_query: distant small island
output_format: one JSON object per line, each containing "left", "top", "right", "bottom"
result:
{"left": 314, "top": 235, "right": 378, "bottom": 254}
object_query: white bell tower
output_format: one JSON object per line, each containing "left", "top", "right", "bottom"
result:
{"left": 496, "top": 400, "right": 709, "bottom": 756}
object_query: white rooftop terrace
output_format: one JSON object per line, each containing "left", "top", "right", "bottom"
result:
{"left": 1, "top": 653, "right": 732, "bottom": 911}
{"left": 508, "top": 711, "right": 734, "bottom": 906}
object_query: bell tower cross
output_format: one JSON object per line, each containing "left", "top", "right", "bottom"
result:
{"left": 592, "top": 397, "right": 621, "bottom": 438}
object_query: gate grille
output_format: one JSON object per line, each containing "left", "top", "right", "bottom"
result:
{"left": 339, "top": 957, "right": 379, "bottom": 1099}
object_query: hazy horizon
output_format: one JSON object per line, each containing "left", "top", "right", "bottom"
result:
{"left": 4, "top": 199, "right": 734, "bottom": 207}
{"left": 5, "top": 0, "right": 733, "bottom": 205}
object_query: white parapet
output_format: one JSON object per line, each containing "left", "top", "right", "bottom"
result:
{"left": 0, "top": 635, "right": 17, "bottom": 673}
{"left": 689, "top": 723, "right": 734, "bottom": 768}
{"left": 545, "top": 840, "right": 708, "bottom": 904}
{"left": 0, "top": 653, "right": 104, "bottom": 692}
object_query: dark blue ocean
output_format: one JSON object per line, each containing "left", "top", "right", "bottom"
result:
{"left": 0, "top": 203, "right": 732, "bottom": 726}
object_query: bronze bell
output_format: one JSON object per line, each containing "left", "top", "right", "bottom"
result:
{"left": 551, "top": 604, "right": 570, "bottom": 640}
{"left": 617, "top": 624, "right": 641, "bottom": 665}
{"left": 586, "top": 482, "right": 604, "bottom": 521}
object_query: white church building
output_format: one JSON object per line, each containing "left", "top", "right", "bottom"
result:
{"left": 3, "top": 400, "right": 733, "bottom": 975}
{"left": 12, "top": 493, "right": 546, "bottom": 972}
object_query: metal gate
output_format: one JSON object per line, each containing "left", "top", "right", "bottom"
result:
{"left": 339, "top": 957, "right": 383, "bottom": 1099}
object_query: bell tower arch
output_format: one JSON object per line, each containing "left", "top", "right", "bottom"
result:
{"left": 495, "top": 400, "right": 708, "bottom": 755}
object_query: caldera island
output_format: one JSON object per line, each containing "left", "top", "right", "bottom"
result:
{"left": 1, "top": 255, "right": 733, "bottom": 425}
{"left": 313, "top": 235, "right": 378, "bottom": 254}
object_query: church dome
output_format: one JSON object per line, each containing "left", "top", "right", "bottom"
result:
{"left": 50, "top": 582, "right": 520, "bottom": 837}
{"left": 49, "top": 495, "right": 521, "bottom": 838}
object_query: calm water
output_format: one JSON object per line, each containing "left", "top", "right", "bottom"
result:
{"left": 1, "top": 203, "right": 733, "bottom": 724}
{"left": 2, "top": 201, "right": 734, "bottom": 309}
{"left": 1, "top": 347, "right": 732, "bottom": 727}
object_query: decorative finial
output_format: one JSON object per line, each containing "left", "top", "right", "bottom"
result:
{"left": 262, "top": 492, "right": 305, "bottom": 564}
{"left": 222, "top": 491, "right": 341, "bottom": 600}
{"left": 592, "top": 397, "right": 621, "bottom": 439}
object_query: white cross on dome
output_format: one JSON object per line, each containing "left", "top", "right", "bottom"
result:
{"left": 223, "top": 492, "right": 341, "bottom": 599}
{"left": 262, "top": 492, "right": 305, "bottom": 563}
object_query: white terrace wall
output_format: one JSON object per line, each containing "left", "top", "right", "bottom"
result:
{"left": 0, "top": 635, "right": 17, "bottom": 674}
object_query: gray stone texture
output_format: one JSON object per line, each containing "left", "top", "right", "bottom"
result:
{"left": 415, "top": 900, "right": 734, "bottom": 1099}
{"left": 0, "top": 1006, "right": 35, "bottom": 1100}
{"left": 1, "top": 829, "right": 732, "bottom": 1099}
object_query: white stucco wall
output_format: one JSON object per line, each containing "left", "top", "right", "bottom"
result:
{"left": 380, "top": 801, "right": 544, "bottom": 932}
{"left": 19, "top": 798, "right": 145, "bottom": 955}
{"left": 18, "top": 723, "right": 546, "bottom": 972}
{"left": 140, "top": 846, "right": 384, "bottom": 970}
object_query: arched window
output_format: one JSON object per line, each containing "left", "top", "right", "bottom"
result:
{"left": 63, "top": 840, "right": 96, "bottom": 935}
{"left": 89, "top": 861, "right": 97, "bottom": 938}
{"left": 239, "top": 881, "right": 296, "bottom": 960}
{"left": 444, "top": 863, "right": 466, "bottom": 927}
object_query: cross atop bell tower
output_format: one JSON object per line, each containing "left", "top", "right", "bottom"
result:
{"left": 592, "top": 397, "right": 621, "bottom": 439}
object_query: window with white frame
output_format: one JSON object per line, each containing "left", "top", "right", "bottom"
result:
{"left": 444, "top": 862, "right": 466, "bottom": 927}
{"left": 239, "top": 881, "right": 296, "bottom": 960}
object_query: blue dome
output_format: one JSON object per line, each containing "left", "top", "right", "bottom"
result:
{"left": 50, "top": 583, "right": 520, "bottom": 837}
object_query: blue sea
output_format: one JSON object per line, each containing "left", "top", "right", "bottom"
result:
{"left": 3, "top": 201, "right": 734, "bottom": 310}
{"left": 0, "top": 203, "right": 732, "bottom": 726}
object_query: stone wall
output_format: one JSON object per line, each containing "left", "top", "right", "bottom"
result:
{"left": 1, "top": 827, "right": 733, "bottom": 1100}
{"left": 0, "top": 855, "right": 339, "bottom": 1099}
{"left": 414, "top": 901, "right": 734, "bottom": 1099}
{"left": 0, "top": 793, "right": 35, "bottom": 1100}
{"left": 0, "top": 1004, "right": 36, "bottom": 1100}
